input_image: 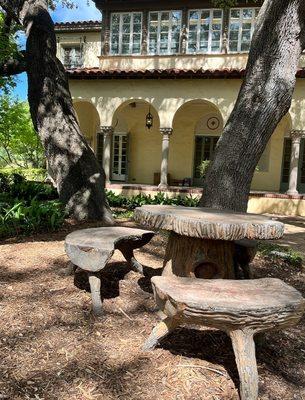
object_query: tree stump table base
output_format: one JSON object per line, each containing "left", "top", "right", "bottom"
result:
{"left": 65, "top": 227, "right": 154, "bottom": 315}
{"left": 163, "top": 232, "right": 238, "bottom": 279}
{"left": 134, "top": 205, "right": 284, "bottom": 279}
{"left": 144, "top": 276, "right": 305, "bottom": 400}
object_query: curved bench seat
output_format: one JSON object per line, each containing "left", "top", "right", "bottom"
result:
{"left": 65, "top": 227, "right": 154, "bottom": 315}
{"left": 144, "top": 276, "right": 305, "bottom": 400}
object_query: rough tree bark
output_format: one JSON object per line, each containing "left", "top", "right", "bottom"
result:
{"left": 0, "top": 0, "right": 113, "bottom": 222}
{"left": 200, "top": 0, "right": 305, "bottom": 212}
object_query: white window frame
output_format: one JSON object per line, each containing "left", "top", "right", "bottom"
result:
{"left": 228, "top": 8, "right": 260, "bottom": 53}
{"left": 187, "top": 9, "right": 223, "bottom": 55}
{"left": 148, "top": 10, "right": 182, "bottom": 55}
{"left": 111, "top": 132, "right": 128, "bottom": 181}
{"left": 110, "top": 12, "right": 143, "bottom": 56}
{"left": 61, "top": 45, "right": 83, "bottom": 68}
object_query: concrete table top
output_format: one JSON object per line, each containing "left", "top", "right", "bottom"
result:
{"left": 134, "top": 205, "right": 284, "bottom": 241}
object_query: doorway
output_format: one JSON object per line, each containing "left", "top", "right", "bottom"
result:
{"left": 193, "top": 135, "right": 219, "bottom": 187}
{"left": 111, "top": 133, "right": 128, "bottom": 181}
{"left": 281, "top": 138, "right": 305, "bottom": 193}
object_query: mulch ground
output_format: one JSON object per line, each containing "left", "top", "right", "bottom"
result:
{"left": 0, "top": 219, "right": 305, "bottom": 400}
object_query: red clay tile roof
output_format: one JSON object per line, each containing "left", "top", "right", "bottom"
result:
{"left": 66, "top": 67, "right": 305, "bottom": 80}
{"left": 54, "top": 20, "right": 102, "bottom": 31}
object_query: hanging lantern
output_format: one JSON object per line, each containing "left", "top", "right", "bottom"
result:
{"left": 146, "top": 107, "right": 153, "bottom": 130}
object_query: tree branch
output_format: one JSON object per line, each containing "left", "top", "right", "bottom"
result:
{"left": 0, "top": 51, "right": 27, "bottom": 76}
{"left": 0, "top": 1, "right": 22, "bottom": 24}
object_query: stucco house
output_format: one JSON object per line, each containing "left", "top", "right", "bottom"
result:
{"left": 55, "top": 0, "right": 305, "bottom": 216}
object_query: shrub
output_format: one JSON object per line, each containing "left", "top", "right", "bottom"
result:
{"left": 106, "top": 190, "right": 200, "bottom": 214}
{"left": 0, "top": 172, "right": 62, "bottom": 238}
{"left": 197, "top": 160, "right": 211, "bottom": 178}
{"left": 0, "top": 167, "right": 47, "bottom": 182}
{"left": 0, "top": 199, "right": 65, "bottom": 238}
{"left": 0, "top": 172, "right": 57, "bottom": 202}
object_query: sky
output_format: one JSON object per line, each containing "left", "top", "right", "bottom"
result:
{"left": 13, "top": 0, "right": 100, "bottom": 101}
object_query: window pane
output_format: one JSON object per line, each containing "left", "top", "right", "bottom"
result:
{"left": 110, "top": 12, "right": 142, "bottom": 55}
{"left": 200, "top": 32, "right": 209, "bottom": 41}
{"left": 230, "top": 22, "right": 239, "bottom": 31}
{"left": 149, "top": 33, "right": 157, "bottom": 54}
{"left": 134, "top": 23, "right": 142, "bottom": 33}
{"left": 213, "top": 10, "right": 222, "bottom": 19}
{"left": 230, "top": 9, "right": 240, "bottom": 18}
{"left": 111, "top": 35, "right": 119, "bottom": 54}
{"left": 212, "top": 31, "right": 221, "bottom": 41}
{"left": 123, "top": 24, "right": 130, "bottom": 33}
{"left": 229, "top": 31, "right": 238, "bottom": 41}
{"left": 111, "top": 14, "right": 119, "bottom": 24}
{"left": 133, "top": 13, "right": 141, "bottom": 24}
{"left": 63, "top": 46, "right": 82, "bottom": 68}
{"left": 188, "top": 9, "right": 222, "bottom": 54}
{"left": 243, "top": 9, "right": 253, "bottom": 19}
{"left": 148, "top": 10, "right": 181, "bottom": 55}
{"left": 123, "top": 14, "right": 130, "bottom": 24}
{"left": 190, "top": 11, "right": 199, "bottom": 21}
{"left": 229, "top": 41, "right": 238, "bottom": 52}
{"left": 228, "top": 8, "right": 259, "bottom": 53}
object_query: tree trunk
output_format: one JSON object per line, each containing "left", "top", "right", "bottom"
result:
{"left": 3, "top": 0, "right": 113, "bottom": 222}
{"left": 200, "top": 0, "right": 305, "bottom": 212}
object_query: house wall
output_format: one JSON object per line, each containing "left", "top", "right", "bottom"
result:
{"left": 99, "top": 54, "right": 249, "bottom": 71}
{"left": 56, "top": 32, "right": 101, "bottom": 68}
{"left": 70, "top": 77, "right": 305, "bottom": 191}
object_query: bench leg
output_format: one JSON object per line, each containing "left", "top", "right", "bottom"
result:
{"left": 143, "top": 317, "right": 179, "bottom": 351}
{"left": 88, "top": 272, "right": 103, "bottom": 316}
{"left": 229, "top": 329, "right": 258, "bottom": 400}
{"left": 120, "top": 247, "right": 144, "bottom": 275}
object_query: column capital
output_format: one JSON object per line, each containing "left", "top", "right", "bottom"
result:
{"left": 290, "top": 130, "right": 305, "bottom": 141}
{"left": 160, "top": 127, "right": 173, "bottom": 136}
{"left": 100, "top": 126, "right": 114, "bottom": 136}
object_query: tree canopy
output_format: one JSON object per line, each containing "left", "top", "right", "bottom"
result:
{"left": 0, "top": 95, "right": 44, "bottom": 168}
{"left": 0, "top": 12, "right": 19, "bottom": 93}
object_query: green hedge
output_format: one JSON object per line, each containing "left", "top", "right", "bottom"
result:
{"left": 106, "top": 190, "right": 199, "bottom": 210}
{"left": 0, "top": 167, "right": 47, "bottom": 182}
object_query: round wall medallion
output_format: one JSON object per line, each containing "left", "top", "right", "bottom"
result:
{"left": 207, "top": 117, "right": 220, "bottom": 130}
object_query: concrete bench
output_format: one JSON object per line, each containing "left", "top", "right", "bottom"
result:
{"left": 65, "top": 227, "right": 154, "bottom": 315}
{"left": 144, "top": 276, "right": 305, "bottom": 400}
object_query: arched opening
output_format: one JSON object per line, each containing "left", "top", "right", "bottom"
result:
{"left": 170, "top": 99, "right": 223, "bottom": 187}
{"left": 111, "top": 100, "right": 161, "bottom": 184}
{"left": 73, "top": 101, "right": 100, "bottom": 154}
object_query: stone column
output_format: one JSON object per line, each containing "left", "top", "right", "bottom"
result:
{"left": 158, "top": 128, "right": 173, "bottom": 189}
{"left": 101, "top": 126, "right": 113, "bottom": 184}
{"left": 287, "top": 130, "right": 304, "bottom": 195}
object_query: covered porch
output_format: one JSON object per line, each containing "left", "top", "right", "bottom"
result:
{"left": 73, "top": 95, "right": 305, "bottom": 197}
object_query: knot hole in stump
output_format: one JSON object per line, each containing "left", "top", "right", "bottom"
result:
{"left": 193, "top": 261, "right": 224, "bottom": 279}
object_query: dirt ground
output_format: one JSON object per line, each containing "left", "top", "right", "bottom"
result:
{"left": 0, "top": 216, "right": 305, "bottom": 400}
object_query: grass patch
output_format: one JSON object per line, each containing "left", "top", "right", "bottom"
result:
{"left": 112, "top": 209, "right": 134, "bottom": 219}
{"left": 258, "top": 242, "right": 303, "bottom": 267}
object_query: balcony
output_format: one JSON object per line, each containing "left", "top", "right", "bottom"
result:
{"left": 103, "top": 8, "right": 259, "bottom": 56}
{"left": 97, "top": 7, "right": 260, "bottom": 71}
